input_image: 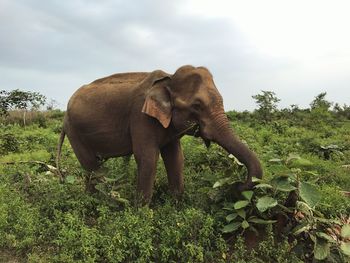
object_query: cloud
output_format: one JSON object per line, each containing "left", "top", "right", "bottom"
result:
{"left": 0, "top": 0, "right": 349, "bottom": 110}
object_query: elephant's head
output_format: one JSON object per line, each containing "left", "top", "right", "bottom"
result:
{"left": 142, "top": 65, "right": 263, "bottom": 187}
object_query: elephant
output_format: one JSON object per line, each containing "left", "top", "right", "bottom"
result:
{"left": 57, "top": 65, "right": 263, "bottom": 203}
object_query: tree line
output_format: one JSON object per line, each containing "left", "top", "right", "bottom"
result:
{"left": 233, "top": 91, "right": 350, "bottom": 124}
{"left": 1, "top": 88, "right": 349, "bottom": 124}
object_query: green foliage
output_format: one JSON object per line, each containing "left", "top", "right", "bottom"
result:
{"left": 333, "top": 103, "right": 350, "bottom": 120}
{"left": 229, "top": 225, "right": 301, "bottom": 262}
{"left": 0, "top": 89, "right": 46, "bottom": 114}
{"left": 211, "top": 150, "right": 350, "bottom": 261}
{"left": 0, "top": 185, "right": 39, "bottom": 250}
{"left": 154, "top": 206, "right": 226, "bottom": 262}
{"left": 252, "top": 90, "right": 280, "bottom": 123}
{"left": 0, "top": 96, "right": 350, "bottom": 262}
{"left": 310, "top": 92, "right": 332, "bottom": 111}
{"left": 0, "top": 132, "right": 20, "bottom": 154}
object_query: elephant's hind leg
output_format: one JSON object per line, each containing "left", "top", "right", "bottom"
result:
{"left": 66, "top": 130, "right": 100, "bottom": 172}
{"left": 161, "top": 139, "right": 184, "bottom": 197}
{"left": 66, "top": 130, "right": 102, "bottom": 192}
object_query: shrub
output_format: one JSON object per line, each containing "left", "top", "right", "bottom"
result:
{"left": 0, "top": 185, "right": 39, "bottom": 250}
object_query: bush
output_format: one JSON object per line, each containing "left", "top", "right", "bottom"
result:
{"left": 0, "top": 185, "right": 39, "bottom": 250}
{"left": 0, "top": 132, "right": 20, "bottom": 154}
{"left": 0, "top": 97, "right": 350, "bottom": 262}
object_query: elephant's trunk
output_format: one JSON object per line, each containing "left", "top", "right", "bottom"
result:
{"left": 208, "top": 110, "right": 263, "bottom": 187}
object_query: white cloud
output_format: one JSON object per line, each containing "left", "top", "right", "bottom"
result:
{"left": 0, "top": 0, "right": 349, "bottom": 110}
{"left": 183, "top": 0, "right": 350, "bottom": 58}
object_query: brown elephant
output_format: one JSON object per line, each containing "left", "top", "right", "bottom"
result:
{"left": 57, "top": 65, "right": 262, "bottom": 203}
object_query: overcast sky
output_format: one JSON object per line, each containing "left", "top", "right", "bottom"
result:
{"left": 1, "top": 0, "right": 349, "bottom": 111}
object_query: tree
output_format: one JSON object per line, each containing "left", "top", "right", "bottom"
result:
{"left": 0, "top": 90, "right": 11, "bottom": 116}
{"left": 308, "top": 92, "right": 334, "bottom": 126}
{"left": 310, "top": 92, "right": 332, "bottom": 111}
{"left": 0, "top": 89, "right": 46, "bottom": 125}
{"left": 252, "top": 90, "right": 280, "bottom": 123}
{"left": 46, "top": 99, "right": 59, "bottom": 110}
{"left": 333, "top": 103, "right": 350, "bottom": 120}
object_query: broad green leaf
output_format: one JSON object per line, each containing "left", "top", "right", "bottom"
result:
{"left": 104, "top": 173, "right": 126, "bottom": 183}
{"left": 310, "top": 233, "right": 317, "bottom": 243}
{"left": 286, "top": 153, "right": 300, "bottom": 164}
{"left": 252, "top": 177, "right": 262, "bottom": 183}
{"left": 46, "top": 164, "right": 57, "bottom": 171}
{"left": 292, "top": 221, "right": 310, "bottom": 236}
{"left": 104, "top": 177, "right": 119, "bottom": 182}
{"left": 341, "top": 224, "right": 350, "bottom": 239}
{"left": 340, "top": 242, "right": 350, "bottom": 256}
{"left": 268, "top": 158, "right": 283, "bottom": 163}
{"left": 228, "top": 154, "right": 244, "bottom": 165}
{"left": 222, "top": 222, "right": 241, "bottom": 233}
{"left": 254, "top": 183, "right": 273, "bottom": 189}
{"left": 321, "top": 144, "right": 340, "bottom": 150}
{"left": 241, "top": 220, "right": 250, "bottom": 229}
{"left": 237, "top": 209, "right": 246, "bottom": 219}
{"left": 314, "top": 217, "right": 341, "bottom": 224}
{"left": 304, "top": 171, "right": 319, "bottom": 177}
{"left": 314, "top": 238, "right": 330, "bottom": 260}
{"left": 242, "top": 191, "right": 254, "bottom": 201}
{"left": 256, "top": 196, "right": 278, "bottom": 212}
{"left": 300, "top": 182, "right": 321, "bottom": 208}
{"left": 271, "top": 176, "right": 297, "bottom": 192}
{"left": 115, "top": 197, "right": 130, "bottom": 205}
{"left": 213, "top": 177, "right": 232, "bottom": 188}
{"left": 316, "top": 232, "right": 336, "bottom": 243}
{"left": 249, "top": 218, "right": 277, "bottom": 224}
{"left": 226, "top": 213, "right": 238, "bottom": 222}
{"left": 234, "top": 200, "right": 250, "bottom": 210}
{"left": 296, "top": 201, "right": 313, "bottom": 216}
{"left": 289, "top": 157, "right": 314, "bottom": 169}
{"left": 277, "top": 204, "right": 294, "bottom": 213}
{"left": 65, "top": 175, "right": 75, "bottom": 184}
{"left": 288, "top": 173, "right": 297, "bottom": 181}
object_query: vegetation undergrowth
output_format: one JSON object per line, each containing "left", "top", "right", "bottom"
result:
{"left": 0, "top": 90, "right": 349, "bottom": 262}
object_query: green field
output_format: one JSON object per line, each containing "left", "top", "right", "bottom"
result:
{"left": 1, "top": 104, "right": 350, "bottom": 262}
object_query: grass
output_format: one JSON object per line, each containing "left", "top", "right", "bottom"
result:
{"left": 0, "top": 110, "right": 349, "bottom": 262}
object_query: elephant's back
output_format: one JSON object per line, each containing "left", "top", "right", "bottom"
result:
{"left": 90, "top": 72, "right": 149, "bottom": 86}
{"left": 67, "top": 72, "right": 150, "bottom": 113}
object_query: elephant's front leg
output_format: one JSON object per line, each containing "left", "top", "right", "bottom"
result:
{"left": 133, "top": 146, "right": 160, "bottom": 205}
{"left": 161, "top": 139, "right": 184, "bottom": 197}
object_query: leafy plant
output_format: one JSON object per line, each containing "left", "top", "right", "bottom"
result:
{"left": 221, "top": 187, "right": 277, "bottom": 235}
{"left": 1, "top": 93, "right": 350, "bottom": 262}
{"left": 252, "top": 90, "right": 281, "bottom": 123}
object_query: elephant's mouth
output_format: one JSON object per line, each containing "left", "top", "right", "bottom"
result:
{"left": 173, "top": 122, "right": 199, "bottom": 138}
{"left": 192, "top": 125, "right": 211, "bottom": 148}
{"left": 193, "top": 125, "right": 201, "bottom": 137}
{"left": 178, "top": 123, "right": 211, "bottom": 148}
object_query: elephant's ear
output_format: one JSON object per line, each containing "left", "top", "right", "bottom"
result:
{"left": 142, "top": 76, "right": 172, "bottom": 128}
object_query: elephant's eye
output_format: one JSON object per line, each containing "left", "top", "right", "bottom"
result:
{"left": 192, "top": 102, "right": 201, "bottom": 112}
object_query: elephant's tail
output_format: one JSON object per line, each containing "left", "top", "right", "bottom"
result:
{"left": 56, "top": 129, "right": 65, "bottom": 182}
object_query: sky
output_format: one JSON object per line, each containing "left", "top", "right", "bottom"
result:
{"left": 1, "top": 0, "right": 349, "bottom": 111}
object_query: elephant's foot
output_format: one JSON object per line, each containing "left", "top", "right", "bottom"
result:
{"left": 236, "top": 180, "right": 254, "bottom": 192}
{"left": 133, "top": 192, "right": 152, "bottom": 207}
{"left": 169, "top": 187, "right": 184, "bottom": 200}
{"left": 84, "top": 169, "right": 105, "bottom": 194}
